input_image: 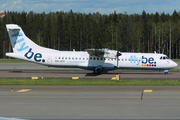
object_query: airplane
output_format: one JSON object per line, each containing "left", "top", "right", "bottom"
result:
{"left": 5, "top": 24, "right": 178, "bottom": 74}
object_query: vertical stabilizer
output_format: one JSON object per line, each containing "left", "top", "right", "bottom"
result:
{"left": 6, "top": 24, "right": 40, "bottom": 53}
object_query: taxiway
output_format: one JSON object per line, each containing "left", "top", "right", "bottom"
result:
{"left": 0, "top": 86, "right": 180, "bottom": 119}
{"left": 0, "top": 70, "right": 179, "bottom": 80}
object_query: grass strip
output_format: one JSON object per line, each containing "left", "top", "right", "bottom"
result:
{"left": 172, "top": 59, "right": 180, "bottom": 62}
{"left": 0, "top": 79, "right": 180, "bottom": 86}
{"left": 0, "top": 59, "right": 29, "bottom": 63}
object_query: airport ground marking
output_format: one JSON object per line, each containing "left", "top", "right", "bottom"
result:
{"left": 111, "top": 77, "right": 117, "bottom": 80}
{"left": 143, "top": 90, "right": 153, "bottom": 92}
{"left": 31, "top": 77, "right": 38, "bottom": 79}
{"left": 141, "top": 89, "right": 153, "bottom": 100}
{"left": 72, "top": 77, "right": 79, "bottom": 80}
{"left": 16, "top": 89, "right": 31, "bottom": 92}
{"left": 1, "top": 96, "right": 180, "bottom": 99}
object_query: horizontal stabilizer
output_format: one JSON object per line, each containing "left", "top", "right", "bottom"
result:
{"left": 6, "top": 24, "right": 21, "bottom": 30}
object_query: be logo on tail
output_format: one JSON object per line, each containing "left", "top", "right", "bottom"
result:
{"left": 24, "top": 48, "right": 45, "bottom": 63}
{"left": 12, "top": 32, "right": 29, "bottom": 52}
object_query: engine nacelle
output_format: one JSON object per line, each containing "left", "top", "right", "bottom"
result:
{"left": 103, "top": 49, "right": 117, "bottom": 58}
{"left": 86, "top": 48, "right": 121, "bottom": 59}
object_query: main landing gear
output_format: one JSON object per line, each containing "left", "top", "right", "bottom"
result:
{"left": 94, "top": 65, "right": 103, "bottom": 74}
{"left": 164, "top": 70, "right": 168, "bottom": 74}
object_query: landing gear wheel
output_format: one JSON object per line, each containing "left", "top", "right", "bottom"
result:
{"left": 164, "top": 70, "right": 168, "bottom": 75}
{"left": 93, "top": 69, "right": 102, "bottom": 74}
{"left": 164, "top": 72, "right": 168, "bottom": 74}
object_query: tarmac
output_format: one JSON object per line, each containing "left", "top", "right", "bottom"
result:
{"left": 0, "top": 70, "right": 179, "bottom": 80}
{"left": 0, "top": 62, "right": 179, "bottom": 79}
{"left": 0, "top": 62, "right": 180, "bottom": 120}
{"left": 0, "top": 86, "right": 180, "bottom": 120}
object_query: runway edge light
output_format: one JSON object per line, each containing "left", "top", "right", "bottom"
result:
{"left": 116, "top": 75, "right": 119, "bottom": 81}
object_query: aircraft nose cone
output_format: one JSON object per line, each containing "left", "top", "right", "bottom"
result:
{"left": 173, "top": 62, "right": 178, "bottom": 67}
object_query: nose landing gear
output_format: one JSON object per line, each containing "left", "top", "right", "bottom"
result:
{"left": 164, "top": 70, "right": 168, "bottom": 74}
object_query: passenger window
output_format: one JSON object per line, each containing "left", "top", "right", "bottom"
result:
{"left": 86, "top": 58, "right": 88, "bottom": 60}
{"left": 62, "top": 57, "right": 64, "bottom": 59}
{"left": 59, "top": 57, "right": 61, "bottom": 59}
{"left": 122, "top": 59, "right": 124, "bottom": 61}
{"left": 76, "top": 58, "right": 77, "bottom": 60}
{"left": 101, "top": 58, "right": 103, "bottom": 60}
{"left": 83, "top": 58, "right": 85, "bottom": 60}
{"left": 125, "top": 59, "right": 127, "bottom": 61}
{"left": 65, "top": 57, "right": 67, "bottom": 59}
{"left": 97, "top": 58, "right": 99, "bottom": 60}
{"left": 94, "top": 57, "right": 96, "bottom": 60}
{"left": 79, "top": 58, "right": 81, "bottom": 60}
{"left": 69, "top": 57, "right": 71, "bottom": 59}
{"left": 90, "top": 57, "right": 92, "bottom": 60}
{"left": 72, "top": 57, "right": 74, "bottom": 60}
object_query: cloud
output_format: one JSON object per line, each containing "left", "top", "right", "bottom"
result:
{"left": 2, "top": 3, "right": 6, "bottom": 7}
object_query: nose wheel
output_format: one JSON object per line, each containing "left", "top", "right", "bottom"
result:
{"left": 164, "top": 70, "right": 168, "bottom": 74}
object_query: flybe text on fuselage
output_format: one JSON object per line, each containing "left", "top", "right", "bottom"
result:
{"left": 130, "top": 55, "right": 156, "bottom": 67}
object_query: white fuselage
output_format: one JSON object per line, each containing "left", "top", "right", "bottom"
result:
{"left": 7, "top": 49, "right": 178, "bottom": 71}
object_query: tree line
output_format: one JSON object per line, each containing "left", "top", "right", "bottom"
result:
{"left": 0, "top": 10, "right": 180, "bottom": 59}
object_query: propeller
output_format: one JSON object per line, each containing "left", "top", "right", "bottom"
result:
{"left": 116, "top": 48, "right": 122, "bottom": 81}
{"left": 116, "top": 48, "right": 122, "bottom": 68}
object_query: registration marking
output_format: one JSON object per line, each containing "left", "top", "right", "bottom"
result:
{"left": 16, "top": 89, "right": 31, "bottom": 92}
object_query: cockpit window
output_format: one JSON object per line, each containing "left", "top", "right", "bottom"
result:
{"left": 160, "top": 56, "right": 170, "bottom": 60}
{"left": 166, "top": 57, "right": 169, "bottom": 59}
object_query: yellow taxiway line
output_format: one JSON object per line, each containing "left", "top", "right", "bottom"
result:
{"left": 16, "top": 89, "right": 31, "bottom": 92}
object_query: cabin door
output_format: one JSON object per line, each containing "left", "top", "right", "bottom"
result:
{"left": 47, "top": 56, "right": 52, "bottom": 64}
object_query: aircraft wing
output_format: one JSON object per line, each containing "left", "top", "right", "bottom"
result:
{"left": 85, "top": 48, "right": 121, "bottom": 58}
{"left": 85, "top": 49, "right": 108, "bottom": 57}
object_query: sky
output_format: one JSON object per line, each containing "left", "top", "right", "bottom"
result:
{"left": 1, "top": 0, "right": 180, "bottom": 15}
